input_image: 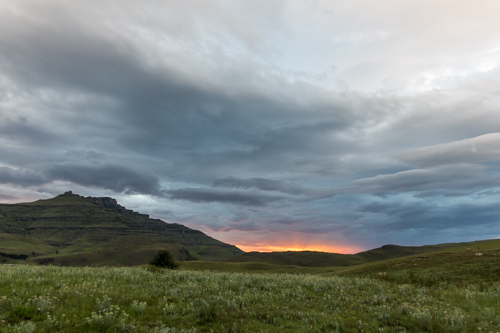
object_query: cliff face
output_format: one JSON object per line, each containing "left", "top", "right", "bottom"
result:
{"left": 85, "top": 195, "right": 119, "bottom": 208}
{"left": 0, "top": 192, "right": 243, "bottom": 266}
{"left": 84, "top": 194, "right": 150, "bottom": 218}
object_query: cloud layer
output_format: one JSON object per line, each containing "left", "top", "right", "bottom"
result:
{"left": 1, "top": 0, "right": 500, "bottom": 252}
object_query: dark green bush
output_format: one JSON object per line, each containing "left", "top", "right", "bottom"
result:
{"left": 149, "top": 250, "right": 179, "bottom": 270}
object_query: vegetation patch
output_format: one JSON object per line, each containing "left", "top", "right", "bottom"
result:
{"left": 0, "top": 252, "right": 28, "bottom": 261}
{"left": 1, "top": 265, "right": 500, "bottom": 332}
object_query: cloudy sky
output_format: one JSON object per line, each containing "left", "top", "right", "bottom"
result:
{"left": 1, "top": 0, "right": 500, "bottom": 253}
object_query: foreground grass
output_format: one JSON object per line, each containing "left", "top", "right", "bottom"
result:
{"left": 325, "top": 245, "right": 500, "bottom": 288}
{"left": 1, "top": 265, "right": 500, "bottom": 332}
{"left": 180, "top": 261, "right": 332, "bottom": 274}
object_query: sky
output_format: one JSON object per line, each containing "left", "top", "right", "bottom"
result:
{"left": 1, "top": 0, "right": 500, "bottom": 253}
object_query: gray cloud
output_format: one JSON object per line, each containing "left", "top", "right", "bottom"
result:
{"left": 65, "top": 150, "right": 107, "bottom": 164}
{"left": 398, "top": 133, "right": 500, "bottom": 168}
{"left": 0, "top": 167, "right": 47, "bottom": 186}
{"left": 337, "top": 164, "right": 500, "bottom": 197}
{"left": 213, "top": 177, "right": 319, "bottom": 196}
{"left": 0, "top": 163, "right": 163, "bottom": 197}
{"left": 1, "top": 0, "right": 500, "bottom": 252}
{"left": 47, "top": 164, "right": 164, "bottom": 196}
{"left": 0, "top": 193, "right": 16, "bottom": 201}
{"left": 359, "top": 200, "right": 500, "bottom": 232}
{"left": 166, "top": 187, "right": 288, "bottom": 206}
{"left": 0, "top": 121, "right": 57, "bottom": 146}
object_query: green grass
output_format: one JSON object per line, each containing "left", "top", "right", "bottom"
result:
{"left": 1, "top": 264, "right": 500, "bottom": 332}
{"left": 323, "top": 239, "right": 500, "bottom": 287}
{"left": 180, "top": 261, "right": 332, "bottom": 274}
{"left": 2, "top": 240, "right": 500, "bottom": 332}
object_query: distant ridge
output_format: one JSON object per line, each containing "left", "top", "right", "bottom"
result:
{"left": 0, "top": 191, "right": 243, "bottom": 266}
{"left": 226, "top": 243, "right": 468, "bottom": 267}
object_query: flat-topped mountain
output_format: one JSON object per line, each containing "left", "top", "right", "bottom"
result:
{"left": 0, "top": 191, "right": 243, "bottom": 266}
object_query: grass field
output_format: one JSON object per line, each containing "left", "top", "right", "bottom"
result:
{"left": 1, "top": 261, "right": 500, "bottom": 332}
{"left": 1, "top": 239, "right": 500, "bottom": 332}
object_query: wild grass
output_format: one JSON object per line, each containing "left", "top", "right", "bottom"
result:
{"left": 326, "top": 244, "right": 500, "bottom": 288}
{"left": 1, "top": 265, "right": 500, "bottom": 332}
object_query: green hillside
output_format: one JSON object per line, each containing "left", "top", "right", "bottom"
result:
{"left": 197, "top": 238, "right": 500, "bottom": 286}
{"left": 323, "top": 238, "right": 500, "bottom": 286}
{"left": 0, "top": 191, "right": 243, "bottom": 265}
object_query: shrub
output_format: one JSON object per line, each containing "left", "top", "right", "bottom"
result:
{"left": 149, "top": 250, "right": 179, "bottom": 270}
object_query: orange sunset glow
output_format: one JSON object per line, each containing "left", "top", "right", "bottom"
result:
{"left": 235, "top": 242, "right": 363, "bottom": 254}
{"left": 195, "top": 227, "right": 364, "bottom": 254}
{"left": 197, "top": 227, "right": 366, "bottom": 254}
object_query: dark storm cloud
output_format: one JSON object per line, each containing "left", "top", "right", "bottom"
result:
{"left": 0, "top": 121, "right": 57, "bottom": 146}
{"left": 166, "top": 177, "right": 332, "bottom": 207}
{"left": 0, "top": 3, "right": 356, "bottom": 203}
{"left": 0, "top": 4, "right": 358, "bottom": 177}
{"left": 1, "top": 0, "right": 500, "bottom": 252}
{"left": 0, "top": 167, "right": 47, "bottom": 186}
{"left": 65, "top": 150, "right": 107, "bottom": 164}
{"left": 213, "top": 177, "right": 316, "bottom": 196}
{"left": 0, "top": 163, "right": 165, "bottom": 198}
{"left": 359, "top": 200, "right": 500, "bottom": 232}
{"left": 0, "top": 11, "right": 152, "bottom": 98}
{"left": 47, "top": 164, "right": 164, "bottom": 196}
{"left": 166, "top": 187, "right": 288, "bottom": 206}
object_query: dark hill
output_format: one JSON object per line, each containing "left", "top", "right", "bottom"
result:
{"left": 0, "top": 191, "right": 243, "bottom": 266}
{"left": 226, "top": 243, "right": 464, "bottom": 267}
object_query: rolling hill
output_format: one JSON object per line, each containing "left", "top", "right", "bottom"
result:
{"left": 322, "top": 238, "right": 500, "bottom": 285}
{"left": 0, "top": 191, "right": 243, "bottom": 265}
{"left": 184, "top": 239, "right": 500, "bottom": 286}
{"left": 225, "top": 243, "right": 462, "bottom": 267}
{"left": 227, "top": 240, "right": 500, "bottom": 267}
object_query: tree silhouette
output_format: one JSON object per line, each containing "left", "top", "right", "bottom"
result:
{"left": 149, "top": 250, "right": 179, "bottom": 269}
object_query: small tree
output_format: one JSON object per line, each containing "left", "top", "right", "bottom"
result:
{"left": 149, "top": 250, "right": 179, "bottom": 270}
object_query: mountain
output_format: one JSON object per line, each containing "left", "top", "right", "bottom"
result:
{"left": 0, "top": 191, "right": 243, "bottom": 266}
{"left": 226, "top": 243, "right": 472, "bottom": 267}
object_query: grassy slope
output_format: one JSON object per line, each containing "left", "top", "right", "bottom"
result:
{"left": 4, "top": 265, "right": 500, "bottom": 332}
{"left": 226, "top": 251, "right": 362, "bottom": 267}
{"left": 323, "top": 238, "right": 500, "bottom": 286}
{"left": 2, "top": 239, "right": 500, "bottom": 332}
{"left": 0, "top": 193, "right": 243, "bottom": 265}
{"left": 181, "top": 239, "right": 500, "bottom": 286}
{"left": 180, "top": 261, "right": 332, "bottom": 274}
